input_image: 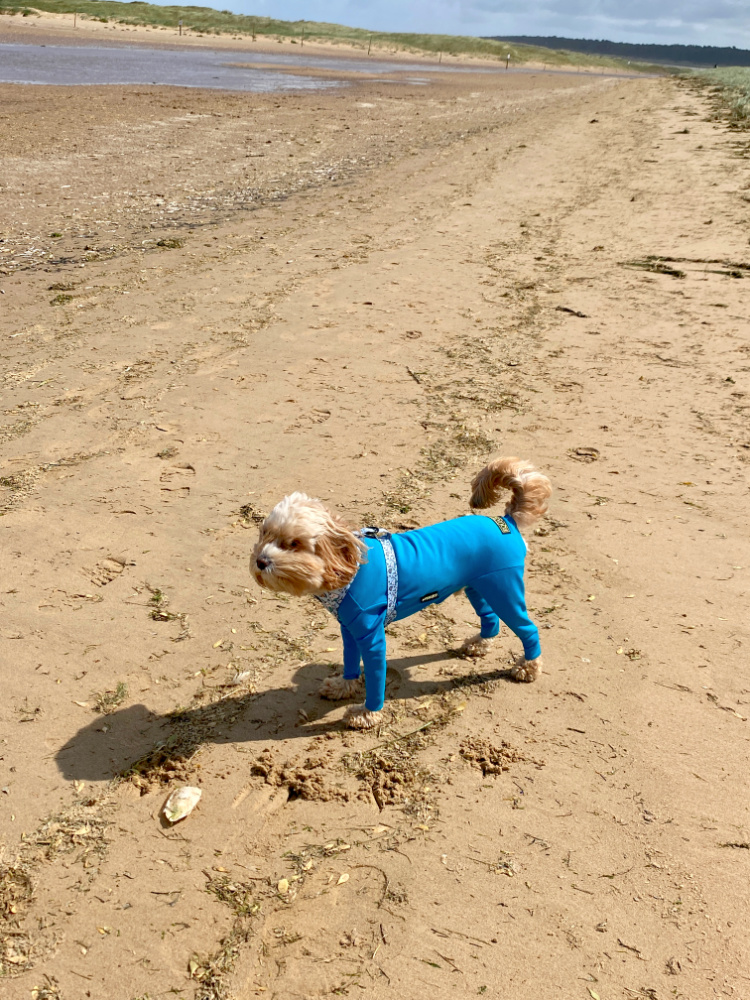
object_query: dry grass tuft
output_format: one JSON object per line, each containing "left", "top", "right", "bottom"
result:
{"left": 121, "top": 737, "right": 199, "bottom": 793}
{"left": 188, "top": 875, "right": 263, "bottom": 1000}
{"left": 31, "top": 801, "right": 110, "bottom": 866}
{"left": 147, "top": 586, "right": 185, "bottom": 623}
{"left": 0, "top": 468, "right": 40, "bottom": 514}
{"left": 30, "top": 975, "right": 62, "bottom": 999}
{"left": 0, "top": 862, "right": 34, "bottom": 921}
{"left": 238, "top": 502, "right": 267, "bottom": 525}
{"left": 0, "top": 863, "right": 35, "bottom": 975}
{"left": 283, "top": 837, "right": 351, "bottom": 885}
{"left": 1, "top": 796, "right": 111, "bottom": 977}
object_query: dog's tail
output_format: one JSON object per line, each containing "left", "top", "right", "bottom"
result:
{"left": 469, "top": 457, "right": 551, "bottom": 531}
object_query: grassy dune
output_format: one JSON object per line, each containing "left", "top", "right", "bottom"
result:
{"left": 1, "top": 0, "right": 649, "bottom": 69}
{"left": 699, "top": 67, "right": 750, "bottom": 124}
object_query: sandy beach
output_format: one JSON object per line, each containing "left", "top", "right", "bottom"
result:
{"left": 1, "top": 25, "right": 749, "bottom": 1000}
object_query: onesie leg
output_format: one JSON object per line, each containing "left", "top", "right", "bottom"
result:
{"left": 459, "top": 586, "right": 500, "bottom": 658}
{"left": 471, "top": 570, "right": 543, "bottom": 681}
{"left": 464, "top": 586, "right": 501, "bottom": 639}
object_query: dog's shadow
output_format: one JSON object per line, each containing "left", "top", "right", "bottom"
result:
{"left": 55, "top": 651, "right": 517, "bottom": 783}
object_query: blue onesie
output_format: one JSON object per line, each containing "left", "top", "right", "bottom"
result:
{"left": 315, "top": 514, "right": 541, "bottom": 712}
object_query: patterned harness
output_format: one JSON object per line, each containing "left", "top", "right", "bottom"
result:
{"left": 314, "top": 527, "right": 398, "bottom": 625}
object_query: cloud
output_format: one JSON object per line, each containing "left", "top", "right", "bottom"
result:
{"left": 229, "top": 0, "right": 750, "bottom": 47}
{"left": 466, "top": 0, "right": 750, "bottom": 43}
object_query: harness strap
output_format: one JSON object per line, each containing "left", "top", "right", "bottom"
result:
{"left": 378, "top": 533, "right": 399, "bottom": 626}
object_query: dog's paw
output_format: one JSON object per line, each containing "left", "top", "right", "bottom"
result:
{"left": 511, "top": 656, "right": 543, "bottom": 683}
{"left": 458, "top": 633, "right": 495, "bottom": 659}
{"left": 344, "top": 704, "right": 381, "bottom": 730}
{"left": 319, "top": 676, "right": 363, "bottom": 701}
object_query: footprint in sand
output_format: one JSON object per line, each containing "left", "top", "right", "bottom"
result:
{"left": 88, "top": 556, "right": 129, "bottom": 586}
{"left": 160, "top": 462, "right": 195, "bottom": 500}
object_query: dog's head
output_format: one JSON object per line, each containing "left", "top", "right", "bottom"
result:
{"left": 251, "top": 492, "right": 365, "bottom": 597}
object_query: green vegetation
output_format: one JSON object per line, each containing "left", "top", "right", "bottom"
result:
{"left": 697, "top": 67, "right": 750, "bottom": 124}
{"left": 94, "top": 680, "right": 128, "bottom": 714}
{"left": 1, "top": 0, "right": 647, "bottom": 69}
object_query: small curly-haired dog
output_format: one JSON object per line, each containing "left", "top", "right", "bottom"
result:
{"left": 251, "top": 457, "right": 551, "bottom": 729}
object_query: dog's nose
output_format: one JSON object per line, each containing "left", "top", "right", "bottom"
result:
{"left": 256, "top": 556, "right": 270, "bottom": 571}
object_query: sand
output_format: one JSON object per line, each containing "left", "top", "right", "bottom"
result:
{"left": 1, "top": 36, "right": 749, "bottom": 1000}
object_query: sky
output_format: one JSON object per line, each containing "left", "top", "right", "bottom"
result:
{"left": 222, "top": 1, "right": 750, "bottom": 49}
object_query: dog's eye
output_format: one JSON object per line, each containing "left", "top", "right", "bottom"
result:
{"left": 277, "top": 539, "right": 299, "bottom": 551}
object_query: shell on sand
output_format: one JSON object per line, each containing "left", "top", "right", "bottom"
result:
{"left": 162, "top": 786, "right": 202, "bottom": 823}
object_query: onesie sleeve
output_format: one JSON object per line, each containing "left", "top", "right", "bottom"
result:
{"left": 341, "top": 625, "right": 362, "bottom": 681}
{"left": 338, "top": 598, "right": 388, "bottom": 712}
{"left": 464, "top": 585, "right": 501, "bottom": 639}
{"left": 501, "top": 567, "right": 541, "bottom": 660}
{"left": 356, "top": 621, "right": 388, "bottom": 712}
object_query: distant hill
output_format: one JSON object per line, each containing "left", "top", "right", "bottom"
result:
{"left": 487, "top": 36, "right": 750, "bottom": 67}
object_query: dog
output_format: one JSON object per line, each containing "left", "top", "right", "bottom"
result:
{"left": 251, "top": 457, "right": 551, "bottom": 729}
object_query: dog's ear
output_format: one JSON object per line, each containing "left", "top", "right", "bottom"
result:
{"left": 315, "top": 516, "right": 365, "bottom": 591}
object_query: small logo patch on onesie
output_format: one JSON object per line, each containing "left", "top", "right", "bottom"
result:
{"left": 420, "top": 591, "right": 439, "bottom": 603}
{"left": 494, "top": 517, "right": 511, "bottom": 535}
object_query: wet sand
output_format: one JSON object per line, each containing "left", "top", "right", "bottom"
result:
{"left": 0, "top": 38, "right": 518, "bottom": 90}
